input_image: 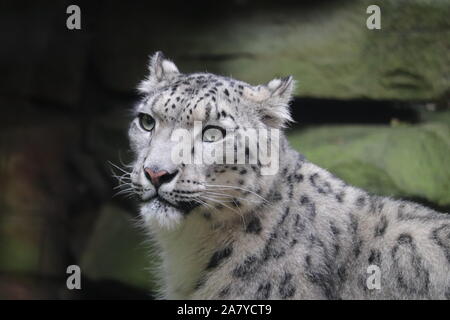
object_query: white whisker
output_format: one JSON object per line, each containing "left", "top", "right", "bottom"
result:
{"left": 199, "top": 195, "right": 246, "bottom": 228}
{"left": 204, "top": 183, "right": 269, "bottom": 203}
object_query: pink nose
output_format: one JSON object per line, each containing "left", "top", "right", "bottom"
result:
{"left": 144, "top": 168, "right": 168, "bottom": 188}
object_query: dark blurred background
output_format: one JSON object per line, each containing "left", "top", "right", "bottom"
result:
{"left": 0, "top": 0, "right": 449, "bottom": 299}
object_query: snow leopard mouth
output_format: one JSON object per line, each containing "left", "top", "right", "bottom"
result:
{"left": 144, "top": 195, "right": 199, "bottom": 214}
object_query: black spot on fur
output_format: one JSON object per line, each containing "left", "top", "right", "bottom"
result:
{"left": 300, "top": 196, "right": 316, "bottom": 221}
{"left": 335, "top": 191, "right": 345, "bottom": 203}
{"left": 369, "top": 196, "right": 385, "bottom": 214}
{"left": 391, "top": 233, "right": 430, "bottom": 296}
{"left": 246, "top": 216, "right": 262, "bottom": 234}
{"left": 205, "top": 103, "right": 211, "bottom": 120}
{"left": 431, "top": 224, "right": 450, "bottom": 263}
{"left": 368, "top": 249, "right": 381, "bottom": 265}
{"left": 397, "top": 233, "right": 413, "bottom": 245}
{"left": 255, "top": 282, "right": 272, "bottom": 300}
{"left": 207, "top": 246, "right": 233, "bottom": 270}
{"left": 279, "top": 272, "right": 296, "bottom": 298}
{"left": 374, "top": 215, "right": 388, "bottom": 237}
{"left": 305, "top": 255, "right": 339, "bottom": 299}
{"left": 294, "top": 173, "right": 304, "bottom": 182}
{"left": 300, "top": 195, "right": 309, "bottom": 205}
{"left": 218, "top": 285, "right": 230, "bottom": 298}
{"left": 194, "top": 276, "right": 207, "bottom": 290}
{"left": 233, "top": 255, "right": 259, "bottom": 279}
{"left": 349, "top": 213, "right": 362, "bottom": 258}
{"left": 330, "top": 222, "right": 340, "bottom": 236}
{"left": 337, "top": 266, "right": 347, "bottom": 282}
{"left": 356, "top": 196, "right": 366, "bottom": 208}
{"left": 262, "top": 234, "right": 286, "bottom": 261}
{"left": 310, "top": 173, "right": 332, "bottom": 194}
{"left": 268, "top": 191, "right": 283, "bottom": 202}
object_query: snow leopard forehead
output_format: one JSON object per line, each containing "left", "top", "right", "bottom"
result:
{"left": 136, "top": 51, "right": 295, "bottom": 129}
{"left": 137, "top": 73, "right": 248, "bottom": 127}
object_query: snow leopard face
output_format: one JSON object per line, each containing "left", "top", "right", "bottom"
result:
{"left": 128, "top": 52, "right": 294, "bottom": 228}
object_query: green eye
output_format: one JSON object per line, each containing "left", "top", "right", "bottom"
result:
{"left": 138, "top": 113, "right": 155, "bottom": 131}
{"left": 202, "top": 125, "right": 226, "bottom": 142}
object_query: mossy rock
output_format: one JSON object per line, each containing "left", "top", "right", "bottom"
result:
{"left": 165, "top": 0, "right": 449, "bottom": 100}
{"left": 287, "top": 121, "right": 450, "bottom": 207}
{"left": 87, "top": 0, "right": 449, "bottom": 100}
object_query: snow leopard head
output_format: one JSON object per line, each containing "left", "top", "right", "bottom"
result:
{"left": 128, "top": 52, "right": 294, "bottom": 228}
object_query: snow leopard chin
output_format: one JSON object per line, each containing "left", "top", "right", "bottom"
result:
{"left": 140, "top": 197, "right": 199, "bottom": 229}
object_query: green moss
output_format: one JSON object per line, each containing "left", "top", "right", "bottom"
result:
{"left": 0, "top": 237, "right": 40, "bottom": 274}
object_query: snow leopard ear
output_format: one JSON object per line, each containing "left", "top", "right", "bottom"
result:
{"left": 138, "top": 51, "right": 180, "bottom": 93}
{"left": 243, "top": 76, "right": 295, "bottom": 128}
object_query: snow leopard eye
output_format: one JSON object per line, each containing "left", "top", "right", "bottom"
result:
{"left": 202, "top": 125, "right": 226, "bottom": 143}
{"left": 138, "top": 113, "right": 155, "bottom": 131}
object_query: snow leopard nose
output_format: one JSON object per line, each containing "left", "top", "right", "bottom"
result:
{"left": 144, "top": 167, "right": 178, "bottom": 188}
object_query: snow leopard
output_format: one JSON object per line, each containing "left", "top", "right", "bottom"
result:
{"left": 125, "top": 52, "right": 450, "bottom": 300}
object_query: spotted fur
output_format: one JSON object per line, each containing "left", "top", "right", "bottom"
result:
{"left": 127, "top": 52, "right": 450, "bottom": 299}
